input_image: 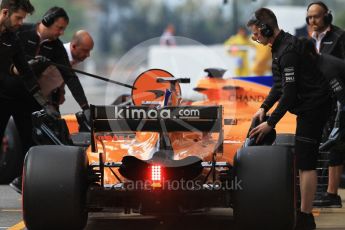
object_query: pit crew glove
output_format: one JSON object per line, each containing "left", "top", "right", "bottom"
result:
{"left": 37, "top": 55, "right": 50, "bottom": 63}
{"left": 28, "top": 55, "right": 51, "bottom": 75}
{"left": 32, "top": 90, "right": 60, "bottom": 119}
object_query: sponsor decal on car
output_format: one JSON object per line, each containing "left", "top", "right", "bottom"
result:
{"left": 113, "top": 107, "right": 201, "bottom": 119}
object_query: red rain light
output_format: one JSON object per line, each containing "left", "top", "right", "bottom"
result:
{"left": 151, "top": 165, "right": 161, "bottom": 181}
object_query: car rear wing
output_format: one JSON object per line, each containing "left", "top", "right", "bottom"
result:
{"left": 89, "top": 105, "right": 223, "bottom": 153}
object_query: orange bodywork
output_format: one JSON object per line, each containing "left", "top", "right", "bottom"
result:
{"left": 131, "top": 69, "right": 182, "bottom": 106}
{"left": 192, "top": 77, "right": 296, "bottom": 165}
{"left": 63, "top": 72, "right": 296, "bottom": 184}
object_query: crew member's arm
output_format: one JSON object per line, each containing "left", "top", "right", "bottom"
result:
{"left": 266, "top": 51, "right": 298, "bottom": 127}
{"left": 11, "top": 37, "right": 59, "bottom": 118}
{"left": 252, "top": 72, "right": 282, "bottom": 122}
{"left": 260, "top": 75, "right": 282, "bottom": 112}
{"left": 11, "top": 37, "right": 39, "bottom": 94}
{"left": 318, "top": 55, "right": 345, "bottom": 105}
{"left": 54, "top": 44, "right": 89, "bottom": 110}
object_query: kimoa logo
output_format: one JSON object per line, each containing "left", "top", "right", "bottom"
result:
{"left": 114, "top": 107, "right": 200, "bottom": 119}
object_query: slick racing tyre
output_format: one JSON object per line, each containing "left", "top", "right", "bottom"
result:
{"left": 0, "top": 117, "right": 23, "bottom": 184}
{"left": 23, "top": 145, "right": 89, "bottom": 230}
{"left": 233, "top": 145, "right": 296, "bottom": 230}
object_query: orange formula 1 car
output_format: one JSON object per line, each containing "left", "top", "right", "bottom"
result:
{"left": 21, "top": 69, "right": 298, "bottom": 229}
{"left": 192, "top": 68, "right": 296, "bottom": 164}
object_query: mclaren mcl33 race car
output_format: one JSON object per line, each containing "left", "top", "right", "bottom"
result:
{"left": 5, "top": 68, "right": 305, "bottom": 229}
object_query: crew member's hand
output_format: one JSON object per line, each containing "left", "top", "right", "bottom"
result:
{"left": 29, "top": 55, "right": 50, "bottom": 65}
{"left": 252, "top": 108, "right": 266, "bottom": 122}
{"left": 28, "top": 58, "right": 39, "bottom": 66}
{"left": 28, "top": 56, "right": 51, "bottom": 75}
{"left": 34, "top": 55, "right": 51, "bottom": 63}
{"left": 43, "top": 104, "right": 61, "bottom": 119}
{"left": 249, "top": 121, "right": 273, "bottom": 144}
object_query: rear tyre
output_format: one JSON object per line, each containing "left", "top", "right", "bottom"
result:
{"left": 23, "top": 145, "right": 88, "bottom": 230}
{"left": 233, "top": 145, "right": 296, "bottom": 230}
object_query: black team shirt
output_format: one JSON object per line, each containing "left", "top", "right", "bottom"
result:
{"left": 261, "top": 30, "right": 330, "bottom": 127}
{"left": 0, "top": 29, "right": 39, "bottom": 99}
{"left": 16, "top": 23, "right": 89, "bottom": 110}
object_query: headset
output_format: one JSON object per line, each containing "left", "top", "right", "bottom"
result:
{"left": 42, "top": 7, "right": 67, "bottom": 27}
{"left": 306, "top": 1, "right": 333, "bottom": 25}
{"left": 249, "top": 13, "right": 274, "bottom": 38}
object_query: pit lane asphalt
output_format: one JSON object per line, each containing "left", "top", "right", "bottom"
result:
{"left": 0, "top": 185, "right": 234, "bottom": 230}
{"left": 1, "top": 185, "right": 345, "bottom": 230}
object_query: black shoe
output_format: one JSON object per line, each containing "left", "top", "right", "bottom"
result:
{"left": 295, "top": 211, "right": 316, "bottom": 230}
{"left": 313, "top": 192, "right": 342, "bottom": 208}
{"left": 9, "top": 176, "right": 22, "bottom": 194}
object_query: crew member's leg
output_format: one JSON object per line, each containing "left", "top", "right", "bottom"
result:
{"left": 295, "top": 104, "right": 330, "bottom": 230}
{"left": 328, "top": 141, "right": 344, "bottom": 198}
{"left": 9, "top": 97, "right": 38, "bottom": 194}
{"left": 12, "top": 98, "right": 36, "bottom": 157}
{"left": 0, "top": 99, "right": 13, "bottom": 145}
{"left": 321, "top": 110, "right": 345, "bottom": 207}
